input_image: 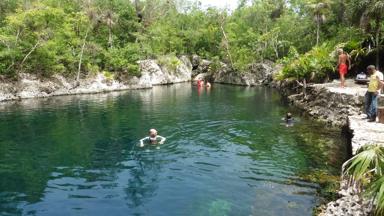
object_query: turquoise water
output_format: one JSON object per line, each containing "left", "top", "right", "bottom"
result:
{"left": 0, "top": 84, "right": 346, "bottom": 216}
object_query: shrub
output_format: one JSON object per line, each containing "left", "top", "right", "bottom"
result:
{"left": 277, "top": 44, "right": 336, "bottom": 81}
{"left": 103, "top": 43, "right": 142, "bottom": 76}
{"left": 157, "top": 54, "right": 181, "bottom": 72}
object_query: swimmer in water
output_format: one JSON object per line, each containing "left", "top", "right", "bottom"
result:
{"left": 139, "top": 129, "right": 166, "bottom": 147}
{"left": 284, "top": 112, "right": 294, "bottom": 127}
{"left": 206, "top": 81, "right": 211, "bottom": 88}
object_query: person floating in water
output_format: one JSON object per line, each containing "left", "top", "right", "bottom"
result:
{"left": 284, "top": 112, "right": 294, "bottom": 127}
{"left": 139, "top": 129, "right": 166, "bottom": 147}
{"left": 197, "top": 78, "right": 204, "bottom": 87}
{"left": 205, "top": 81, "right": 211, "bottom": 88}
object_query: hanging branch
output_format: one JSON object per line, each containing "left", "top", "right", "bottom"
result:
{"left": 19, "top": 39, "right": 41, "bottom": 72}
{"left": 220, "top": 15, "right": 234, "bottom": 70}
{"left": 76, "top": 28, "right": 90, "bottom": 85}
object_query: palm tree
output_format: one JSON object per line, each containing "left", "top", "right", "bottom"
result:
{"left": 309, "top": 1, "right": 330, "bottom": 46}
{"left": 347, "top": 0, "right": 384, "bottom": 68}
{"left": 343, "top": 145, "right": 384, "bottom": 214}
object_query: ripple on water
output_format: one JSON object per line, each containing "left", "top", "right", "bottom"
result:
{"left": 0, "top": 84, "right": 346, "bottom": 216}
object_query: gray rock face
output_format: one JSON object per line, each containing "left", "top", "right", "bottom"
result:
{"left": 0, "top": 73, "right": 146, "bottom": 102}
{"left": 138, "top": 56, "right": 192, "bottom": 86}
{"left": 285, "top": 83, "right": 364, "bottom": 127}
{"left": 192, "top": 54, "right": 200, "bottom": 69}
{"left": 0, "top": 56, "right": 193, "bottom": 102}
{"left": 193, "top": 59, "right": 212, "bottom": 77}
{"left": 319, "top": 181, "right": 373, "bottom": 216}
{"left": 191, "top": 57, "right": 276, "bottom": 86}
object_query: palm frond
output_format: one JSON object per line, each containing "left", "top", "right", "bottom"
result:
{"left": 343, "top": 145, "right": 384, "bottom": 181}
{"left": 367, "top": 175, "right": 384, "bottom": 214}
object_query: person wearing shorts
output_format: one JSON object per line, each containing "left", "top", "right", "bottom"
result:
{"left": 337, "top": 49, "right": 351, "bottom": 88}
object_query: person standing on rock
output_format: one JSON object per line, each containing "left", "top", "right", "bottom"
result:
{"left": 365, "top": 65, "right": 383, "bottom": 122}
{"left": 337, "top": 49, "right": 351, "bottom": 88}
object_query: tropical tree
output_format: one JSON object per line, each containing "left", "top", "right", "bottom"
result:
{"left": 308, "top": 0, "right": 330, "bottom": 46}
{"left": 347, "top": 0, "right": 384, "bottom": 67}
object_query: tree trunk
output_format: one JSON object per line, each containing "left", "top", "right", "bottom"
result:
{"left": 220, "top": 22, "right": 234, "bottom": 70}
{"left": 108, "top": 26, "right": 113, "bottom": 48}
{"left": 19, "top": 40, "right": 40, "bottom": 71}
{"left": 316, "top": 15, "right": 320, "bottom": 46}
{"left": 76, "top": 28, "right": 89, "bottom": 84}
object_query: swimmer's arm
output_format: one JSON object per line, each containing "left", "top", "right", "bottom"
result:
{"left": 139, "top": 137, "right": 149, "bottom": 147}
{"left": 158, "top": 136, "right": 166, "bottom": 144}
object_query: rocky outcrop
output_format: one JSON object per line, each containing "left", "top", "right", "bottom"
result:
{"left": 320, "top": 185, "right": 372, "bottom": 216}
{"left": 192, "top": 57, "right": 276, "bottom": 85}
{"left": 0, "top": 56, "right": 193, "bottom": 102}
{"left": 0, "top": 73, "right": 146, "bottom": 102}
{"left": 287, "top": 84, "right": 364, "bottom": 127}
{"left": 138, "top": 56, "right": 192, "bottom": 86}
{"left": 276, "top": 79, "right": 384, "bottom": 215}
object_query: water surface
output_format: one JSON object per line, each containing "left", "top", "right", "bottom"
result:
{"left": 0, "top": 84, "right": 346, "bottom": 216}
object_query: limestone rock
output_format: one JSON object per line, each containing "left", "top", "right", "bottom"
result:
{"left": 138, "top": 57, "right": 192, "bottom": 86}
{"left": 0, "top": 56, "right": 193, "bottom": 102}
{"left": 210, "top": 61, "right": 276, "bottom": 86}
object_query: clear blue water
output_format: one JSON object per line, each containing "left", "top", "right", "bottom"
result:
{"left": 0, "top": 84, "right": 346, "bottom": 216}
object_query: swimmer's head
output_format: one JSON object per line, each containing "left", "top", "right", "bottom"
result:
{"left": 149, "top": 129, "right": 158, "bottom": 138}
{"left": 286, "top": 113, "right": 292, "bottom": 118}
{"left": 337, "top": 48, "right": 343, "bottom": 54}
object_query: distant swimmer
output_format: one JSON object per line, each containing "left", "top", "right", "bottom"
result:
{"left": 197, "top": 78, "right": 204, "bottom": 87}
{"left": 206, "top": 81, "right": 211, "bottom": 88}
{"left": 284, "top": 112, "right": 294, "bottom": 127}
{"left": 139, "top": 129, "right": 166, "bottom": 147}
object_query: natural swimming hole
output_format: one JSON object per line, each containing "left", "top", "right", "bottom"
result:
{"left": 0, "top": 83, "right": 347, "bottom": 216}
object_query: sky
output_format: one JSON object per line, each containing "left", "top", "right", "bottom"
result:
{"left": 200, "top": 0, "right": 238, "bottom": 10}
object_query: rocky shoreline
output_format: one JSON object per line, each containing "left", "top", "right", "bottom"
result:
{"left": 0, "top": 55, "right": 276, "bottom": 103}
{"left": 273, "top": 79, "right": 384, "bottom": 216}
{"left": 0, "top": 56, "right": 194, "bottom": 102}
{"left": 1, "top": 55, "right": 382, "bottom": 215}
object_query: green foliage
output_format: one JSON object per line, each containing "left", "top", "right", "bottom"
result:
{"left": 0, "top": 0, "right": 382, "bottom": 81}
{"left": 209, "top": 56, "right": 222, "bottom": 74}
{"left": 343, "top": 145, "right": 384, "bottom": 215}
{"left": 103, "top": 43, "right": 142, "bottom": 76}
{"left": 103, "top": 70, "right": 114, "bottom": 81}
{"left": 278, "top": 44, "right": 335, "bottom": 80}
{"left": 157, "top": 54, "right": 181, "bottom": 72}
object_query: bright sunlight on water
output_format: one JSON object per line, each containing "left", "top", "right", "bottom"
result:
{"left": 0, "top": 84, "right": 346, "bottom": 216}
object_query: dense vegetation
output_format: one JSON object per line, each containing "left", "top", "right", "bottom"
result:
{"left": 0, "top": 0, "right": 383, "bottom": 81}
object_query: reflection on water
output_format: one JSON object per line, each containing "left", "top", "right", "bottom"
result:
{"left": 0, "top": 84, "right": 346, "bottom": 216}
